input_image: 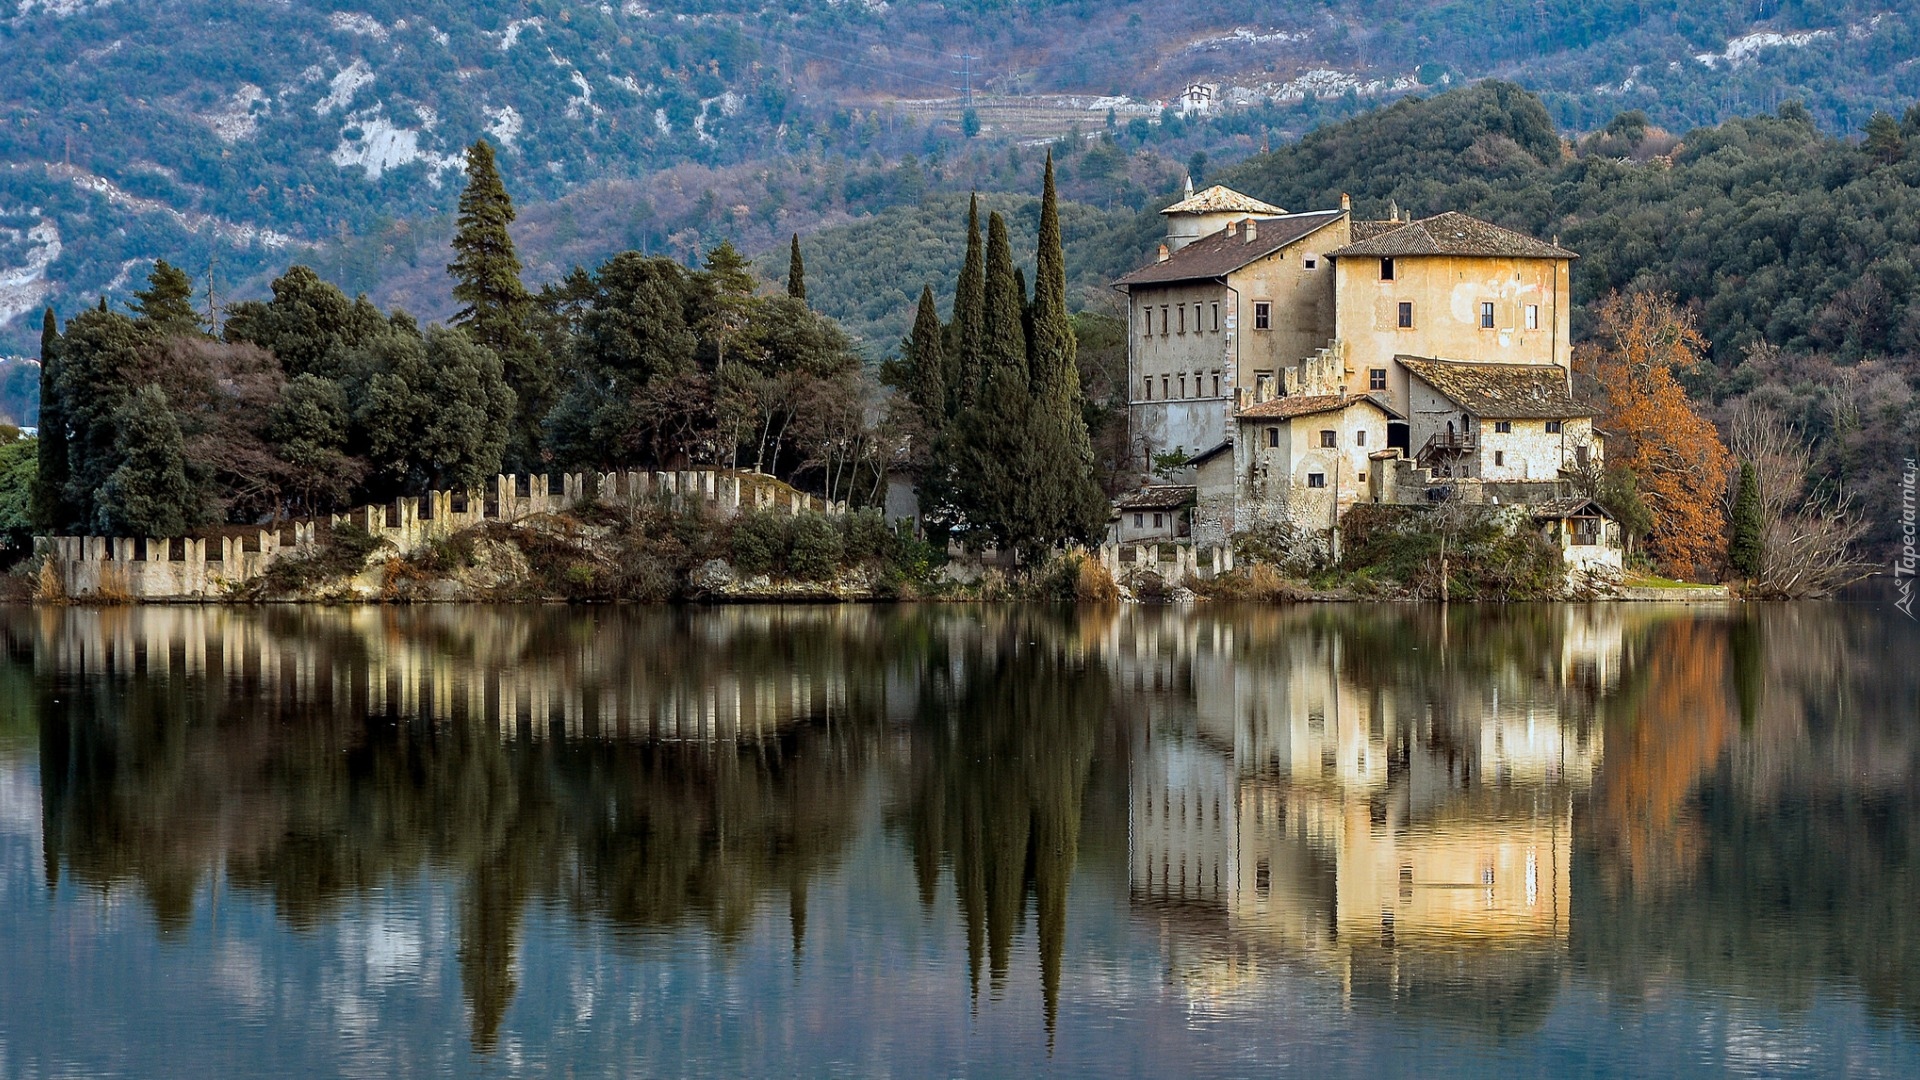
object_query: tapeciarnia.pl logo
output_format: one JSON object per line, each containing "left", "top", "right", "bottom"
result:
{"left": 1898, "top": 457, "right": 1917, "bottom": 619}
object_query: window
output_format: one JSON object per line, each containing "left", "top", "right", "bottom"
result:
{"left": 1143, "top": 379, "right": 1152, "bottom": 401}
{"left": 1494, "top": 421, "right": 1512, "bottom": 434}
{"left": 1307, "top": 473, "right": 1326, "bottom": 488}
{"left": 1575, "top": 444, "right": 1590, "bottom": 468}
{"left": 1194, "top": 303, "right": 1204, "bottom": 331}
{"left": 1319, "top": 429, "right": 1337, "bottom": 448}
{"left": 1211, "top": 372, "right": 1220, "bottom": 397}
{"left": 1253, "top": 301, "right": 1271, "bottom": 330}
{"left": 1160, "top": 306, "right": 1169, "bottom": 335}
{"left": 1267, "top": 427, "right": 1280, "bottom": 448}
{"left": 1142, "top": 308, "right": 1152, "bottom": 336}
{"left": 1133, "top": 513, "right": 1143, "bottom": 528}
{"left": 1397, "top": 302, "right": 1413, "bottom": 328}
{"left": 1178, "top": 305, "right": 1186, "bottom": 334}
{"left": 1380, "top": 257, "right": 1395, "bottom": 280}
{"left": 1525, "top": 304, "right": 1540, "bottom": 330}
{"left": 1305, "top": 257, "right": 1317, "bottom": 269}
{"left": 1480, "top": 301, "right": 1495, "bottom": 329}
{"left": 1179, "top": 375, "right": 1187, "bottom": 398}
{"left": 1162, "top": 375, "right": 1170, "bottom": 399}
{"left": 1494, "top": 450, "right": 1505, "bottom": 466}
{"left": 1153, "top": 513, "right": 1163, "bottom": 528}
{"left": 1210, "top": 302, "right": 1220, "bottom": 331}
{"left": 1369, "top": 368, "right": 1387, "bottom": 391}
{"left": 1356, "top": 430, "right": 1366, "bottom": 446}
{"left": 1546, "top": 420, "right": 1563, "bottom": 434}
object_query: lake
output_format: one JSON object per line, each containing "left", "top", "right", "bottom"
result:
{"left": 0, "top": 602, "right": 1915, "bottom": 1078}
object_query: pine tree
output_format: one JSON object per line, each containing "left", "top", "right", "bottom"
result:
{"left": 949, "top": 195, "right": 986, "bottom": 417}
{"left": 1027, "top": 152, "right": 1109, "bottom": 547}
{"left": 131, "top": 261, "right": 200, "bottom": 338}
{"left": 448, "top": 139, "right": 545, "bottom": 468}
{"left": 1728, "top": 459, "right": 1764, "bottom": 580}
{"left": 30, "top": 307, "right": 69, "bottom": 531}
{"left": 905, "top": 285, "right": 946, "bottom": 426}
{"left": 787, "top": 234, "right": 807, "bottom": 302}
{"left": 96, "top": 385, "right": 202, "bottom": 537}
{"left": 697, "top": 240, "right": 757, "bottom": 371}
{"left": 1865, "top": 110, "right": 1905, "bottom": 166}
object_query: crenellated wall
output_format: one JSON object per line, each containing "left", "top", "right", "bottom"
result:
{"left": 37, "top": 468, "right": 843, "bottom": 601}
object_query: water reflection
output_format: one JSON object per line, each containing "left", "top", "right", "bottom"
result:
{"left": 3, "top": 601, "right": 1917, "bottom": 1071}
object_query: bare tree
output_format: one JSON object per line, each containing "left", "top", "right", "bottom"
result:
{"left": 1723, "top": 398, "right": 1874, "bottom": 596}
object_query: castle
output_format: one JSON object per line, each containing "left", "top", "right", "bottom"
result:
{"left": 1114, "top": 181, "right": 1616, "bottom": 570}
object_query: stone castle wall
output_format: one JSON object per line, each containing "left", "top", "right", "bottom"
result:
{"left": 37, "top": 468, "right": 841, "bottom": 601}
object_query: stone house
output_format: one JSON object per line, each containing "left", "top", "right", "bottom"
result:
{"left": 1531, "top": 497, "right": 1624, "bottom": 578}
{"left": 1219, "top": 391, "right": 1400, "bottom": 539}
{"left": 1398, "top": 357, "right": 1600, "bottom": 482}
{"left": 1325, "top": 211, "right": 1577, "bottom": 421}
{"left": 1114, "top": 485, "right": 1195, "bottom": 542}
{"left": 1113, "top": 188, "right": 1351, "bottom": 460}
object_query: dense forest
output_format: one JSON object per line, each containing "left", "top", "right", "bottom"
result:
{"left": 5, "top": 0, "right": 1920, "bottom": 351}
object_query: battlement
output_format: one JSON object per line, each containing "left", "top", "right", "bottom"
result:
{"left": 36, "top": 468, "right": 842, "bottom": 600}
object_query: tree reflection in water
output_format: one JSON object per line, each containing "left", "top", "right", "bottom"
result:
{"left": 7, "top": 600, "right": 1919, "bottom": 1055}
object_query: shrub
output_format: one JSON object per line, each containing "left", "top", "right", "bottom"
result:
{"left": 842, "top": 507, "right": 893, "bottom": 566}
{"left": 730, "top": 510, "right": 788, "bottom": 576}
{"left": 788, "top": 511, "right": 843, "bottom": 581}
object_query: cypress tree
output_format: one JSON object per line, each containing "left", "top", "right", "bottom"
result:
{"left": 31, "top": 307, "right": 69, "bottom": 531}
{"left": 905, "top": 285, "right": 946, "bottom": 427}
{"left": 1728, "top": 459, "right": 1764, "bottom": 580}
{"left": 787, "top": 234, "right": 807, "bottom": 302}
{"left": 1028, "top": 151, "right": 1108, "bottom": 547}
{"left": 949, "top": 195, "right": 986, "bottom": 417}
{"left": 449, "top": 139, "right": 544, "bottom": 468}
{"left": 953, "top": 211, "right": 1036, "bottom": 551}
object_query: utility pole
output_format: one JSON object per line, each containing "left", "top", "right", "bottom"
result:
{"left": 203, "top": 254, "right": 220, "bottom": 332}
{"left": 952, "top": 52, "right": 978, "bottom": 106}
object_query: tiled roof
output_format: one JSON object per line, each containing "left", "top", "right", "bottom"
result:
{"left": 1187, "top": 439, "right": 1234, "bottom": 465}
{"left": 1346, "top": 219, "right": 1405, "bottom": 243}
{"left": 1115, "top": 485, "right": 1196, "bottom": 511}
{"left": 1327, "top": 211, "right": 1575, "bottom": 260}
{"left": 1114, "top": 210, "right": 1346, "bottom": 287}
{"left": 1530, "top": 497, "right": 1612, "bottom": 520}
{"left": 1160, "top": 185, "right": 1286, "bottom": 216}
{"left": 1399, "top": 357, "right": 1594, "bottom": 419}
{"left": 1236, "top": 392, "right": 1402, "bottom": 421}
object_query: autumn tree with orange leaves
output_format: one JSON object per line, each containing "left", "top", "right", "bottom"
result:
{"left": 1576, "top": 293, "right": 1733, "bottom": 578}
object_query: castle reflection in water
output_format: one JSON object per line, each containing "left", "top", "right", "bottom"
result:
{"left": 5, "top": 601, "right": 1914, "bottom": 1051}
{"left": 1115, "top": 606, "right": 1618, "bottom": 1008}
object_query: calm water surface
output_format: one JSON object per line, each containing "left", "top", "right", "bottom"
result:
{"left": 0, "top": 602, "right": 1916, "bottom": 1078}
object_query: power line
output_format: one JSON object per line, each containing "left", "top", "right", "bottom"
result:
{"left": 748, "top": 31, "right": 960, "bottom": 93}
{"left": 952, "top": 53, "right": 979, "bottom": 106}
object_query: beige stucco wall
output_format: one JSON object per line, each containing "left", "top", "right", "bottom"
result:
{"left": 1232, "top": 402, "right": 1389, "bottom": 533}
{"left": 1332, "top": 253, "right": 1573, "bottom": 414}
{"left": 1127, "top": 216, "right": 1348, "bottom": 460}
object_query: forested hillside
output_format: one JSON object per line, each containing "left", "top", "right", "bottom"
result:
{"left": 4, "top": 0, "right": 1920, "bottom": 352}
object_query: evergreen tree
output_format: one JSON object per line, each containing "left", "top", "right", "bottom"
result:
{"left": 224, "top": 265, "right": 384, "bottom": 380}
{"left": 363, "top": 325, "right": 517, "bottom": 493}
{"left": 131, "top": 261, "right": 200, "bottom": 338}
{"left": 1728, "top": 459, "right": 1764, "bottom": 579}
{"left": 787, "top": 234, "right": 807, "bottom": 302}
{"left": 1864, "top": 110, "right": 1905, "bottom": 165}
{"left": 1027, "top": 152, "right": 1109, "bottom": 547}
{"left": 696, "top": 240, "right": 757, "bottom": 371}
{"left": 949, "top": 195, "right": 986, "bottom": 417}
{"left": 31, "top": 307, "right": 70, "bottom": 531}
{"left": 95, "top": 385, "right": 202, "bottom": 537}
{"left": 905, "top": 285, "right": 946, "bottom": 427}
{"left": 448, "top": 139, "right": 546, "bottom": 468}
{"left": 953, "top": 212, "right": 1036, "bottom": 551}
{"left": 56, "top": 307, "right": 144, "bottom": 530}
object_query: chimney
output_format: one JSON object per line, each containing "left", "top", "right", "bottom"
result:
{"left": 1243, "top": 218, "right": 1257, "bottom": 244}
{"left": 1388, "top": 198, "right": 1399, "bottom": 221}
{"left": 1157, "top": 243, "right": 1170, "bottom": 263}
{"left": 1184, "top": 174, "right": 1195, "bottom": 198}
{"left": 1339, "top": 192, "right": 1351, "bottom": 211}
